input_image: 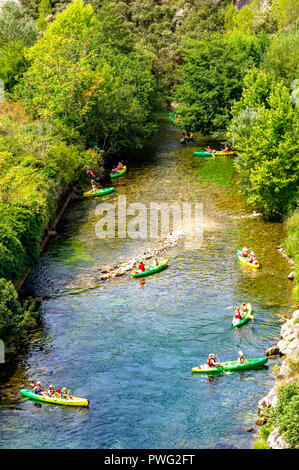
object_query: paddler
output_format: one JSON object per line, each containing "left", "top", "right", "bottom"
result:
{"left": 241, "top": 247, "right": 248, "bottom": 257}
{"left": 180, "top": 132, "right": 186, "bottom": 141}
{"left": 234, "top": 307, "right": 243, "bottom": 322}
{"left": 111, "top": 166, "right": 118, "bottom": 174}
{"left": 137, "top": 261, "right": 145, "bottom": 273}
{"left": 117, "top": 161, "right": 123, "bottom": 170}
{"left": 47, "top": 385, "right": 55, "bottom": 397}
{"left": 249, "top": 250, "right": 256, "bottom": 264}
{"left": 221, "top": 145, "right": 231, "bottom": 152}
{"left": 241, "top": 303, "right": 248, "bottom": 313}
{"left": 60, "top": 387, "right": 72, "bottom": 400}
{"left": 91, "top": 179, "right": 98, "bottom": 192}
{"left": 32, "top": 381, "right": 42, "bottom": 395}
{"left": 207, "top": 353, "right": 222, "bottom": 368}
{"left": 237, "top": 351, "right": 246, "bottom": 364}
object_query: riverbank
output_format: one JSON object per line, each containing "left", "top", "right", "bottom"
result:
{"left": 254, "top": 216, "right": 299, "bottom": 448}
{"left": 254, "top": 307, "right": 299, "bottom": 449}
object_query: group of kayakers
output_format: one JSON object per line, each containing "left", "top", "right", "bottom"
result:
{"left": 111, "top": 161, "right": 124, "bottom": 175}
{"left": 180, "top": 131, "right": 192, "bottom": 142}
{"left": 86, "top": 161, "right": 124, "bottom": 193}
{"left": 241, "top": 247, "right": 258, "bottom": 265}
{"left": 205, "top": 145, "right": 232, "bottom": 155}
{"left": 206, "top": 350, "right": 246, "bottom": 369}
{"left": 32, "top": 381, "right": 72, "bottom": 400}
{"left": 234, "top": 302, "right": 249, "bottom": 323}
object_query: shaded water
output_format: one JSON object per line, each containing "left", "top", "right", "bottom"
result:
{"left": 0, "top": 115, "right": 294, "bottom": 449}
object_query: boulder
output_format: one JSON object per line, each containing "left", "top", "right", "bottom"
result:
{"left": 267, "top": 428, "right": 290, "bottom": 449}
{"left": 258, "top": 387, "right": 278, "bottom": 411}
{"left": 266, "top": 345, "right": 280, "bottom": 357}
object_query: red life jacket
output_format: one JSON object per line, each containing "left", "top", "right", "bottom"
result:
{"left": 207, "top": 357, "right": 215, "bottom": 367}
{"left": 138, "top": 264, "right": 145, "bottom": 271}
{"left": 235, "top": 311, "right": 242, "bottom": 319}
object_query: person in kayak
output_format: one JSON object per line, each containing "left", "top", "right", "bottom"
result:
{"left": 90, "top": 179, "right": 98, "bottom": 192}
{"left": 136, "top": 261, "right": 145, "bottom": 273}
{"left": 241, "top": 247, "right": 248, "bottom": 257}
{"left": 249, "top": 250, "right": 257, "bottom": 264}
{"left": 234, "top": 307, "right": 243, "bottom": 322}
{"left": 117, "top": 161, "right": 123, "bottom": 170}
{"left": 241, "top": 303, "right": 248, "bottom": 313}
{"left": 237, "top": 351, "right": 247, "bottom": 364}
{"left": 221, "top": 145, "right": 231, "bottom": 152}
{"left": 207, "top": 353, "right": 222, "bottom": 368}
{"left": 60, "top": 387, "right": 72, "bottom": 400}
{"left": 47, "top": 385, "right": 55, "bottom": 397}
{"left": 180, "top": 133, "right": 186, "bottom": 141}
{"left": 111, "top": 166, "right": 118, "bottom": 174}
{"left": 32, "top": 381, "right": 43, "bottom": 395}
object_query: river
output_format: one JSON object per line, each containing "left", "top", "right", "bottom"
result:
{"left": 0, "top": 114, "right": 294, "bottom": 449}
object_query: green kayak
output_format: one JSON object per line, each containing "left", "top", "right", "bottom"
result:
{"left": 83, "top": 187, "right": 114, "bottom": 198}
{"left": 110, "top": 166, "right": 127, "bottom": 179}
{"left": 20, "top": 389, "right": 89, "bottom": 407}
{"left": 191, "top": 357, "right": 268, "bottom": 375}
{"left": 193, "top": 151, "right": 214, "bottom": 157}
{"left": 132, "top": 259, "right": 168, "bottom": 278}
{"left": 232, "top": 303, "right": 253, "bottom": 328}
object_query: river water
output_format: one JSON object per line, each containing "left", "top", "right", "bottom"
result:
{"left": 0, "top": 114, "right": 294, "bottom": 449}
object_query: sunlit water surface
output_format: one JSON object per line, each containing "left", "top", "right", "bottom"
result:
{"left": 0, "top": 115, "right": 293, "bottom": 449}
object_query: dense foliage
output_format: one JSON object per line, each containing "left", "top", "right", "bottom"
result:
{"left": 269, "top": 382, "right": 299, "bottom": 448}
{"left": 0, "top": 0, "right": 298, "bottom": 382}
{"left": 175, "top": 33, "right": 266, "bottom": 137}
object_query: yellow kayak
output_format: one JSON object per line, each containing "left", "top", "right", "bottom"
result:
{"left": 237, "top": 251, "right": 260, "bottom": 269}
{"left": 214, "top": 151, "right": 236, "bottom": 156}
{"left": 20, "top": 389, "right": 89, "bottom": 407}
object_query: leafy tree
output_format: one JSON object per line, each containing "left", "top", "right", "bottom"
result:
{"left": 36, "top": 0, "right": 52, "bottom": 31}
{"left": 262, "top": 30, "right": 299, "bottom": 87}
{"left": 0, "top": 2, "right": 37, "bottom": 91}
{"left": 230, "top": 72, "right": 299, "bottom": 218}
{"left": 271, "top": 0, "right": 299, "bottom": 30}
{"left": 175, "top": 34, "right": 263, "bottom": 136}
{"left": 0, "top": 279, "right": 24, "bottom": 340}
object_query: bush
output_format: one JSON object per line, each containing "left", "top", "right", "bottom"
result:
{"left": 269, "top": 382, "right": 299, "bottom": 448}
{"left": 0, "top": 278, "right": 24, "bottom": 340}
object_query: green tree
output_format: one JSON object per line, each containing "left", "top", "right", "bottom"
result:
{"left": 36, "top": 0, "right": 52, "bottom": 31}
{"left": 175, "top": 34, "right": 263, "bottom": 137}
{"left": 0, "top": 2, "right": 37, "bottom": 91}
{"left": 230, "top": 72, "right": 299, "bottom": 218}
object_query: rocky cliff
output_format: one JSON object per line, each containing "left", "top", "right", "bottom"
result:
{"left": 257, "top": 309, "right": 299, "bottom": 448}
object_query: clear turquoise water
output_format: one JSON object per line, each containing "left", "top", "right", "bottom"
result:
{"left": 0, "top": 116, "right": 294, "bottom": 449}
